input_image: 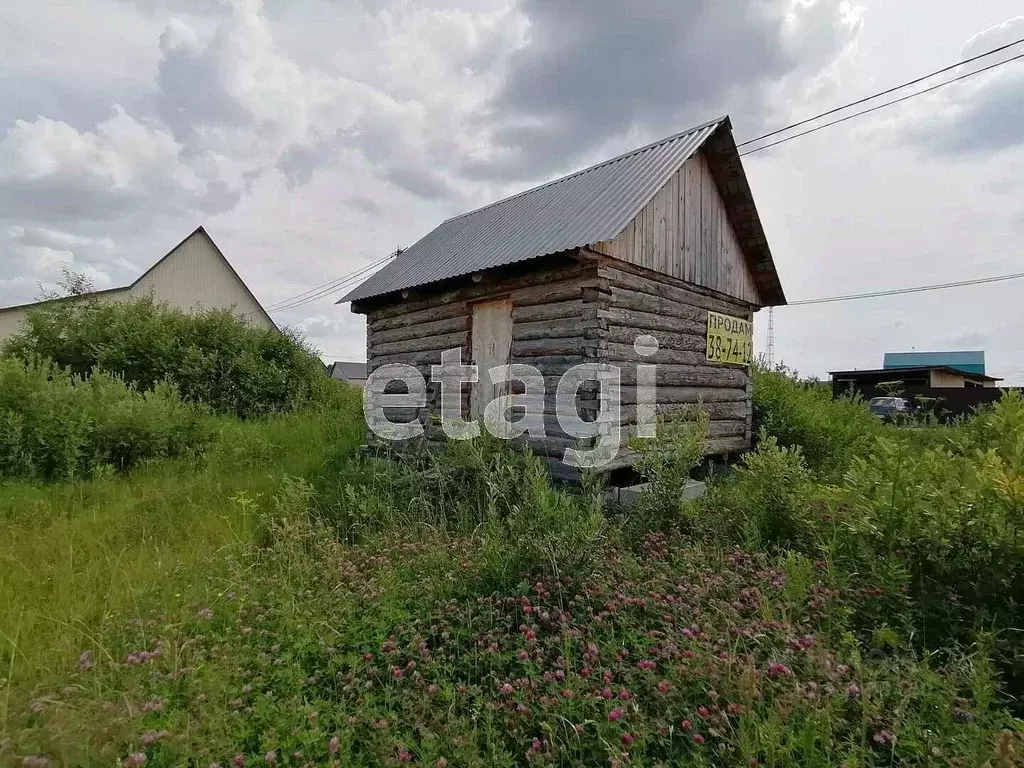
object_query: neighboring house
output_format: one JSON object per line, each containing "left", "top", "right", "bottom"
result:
{"left": 883, "top": 350, "right": 987, "bottom": 376}
{"left": 830, "top": 365, "right": 1001, "bottom": 395}
{"left": 341, "top": 116, "right": 787, "bottom": 475}
{"left": 329, "top": 361, "right": 368, "bottom": 388}
{"left": 830, "top": 364, "right": 1005, "bottom": 421}
{"left": 0, "top": 226, "right": 275, "bottom": 343}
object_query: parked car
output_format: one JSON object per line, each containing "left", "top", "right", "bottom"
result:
{"left": 868, "top": 396, "right": 914, "bottom": 421}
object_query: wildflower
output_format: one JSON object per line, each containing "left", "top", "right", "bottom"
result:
{"left": 657, "top": 680, "right": 671, "bottom": 693}
{"left": 392, "top": 667, "right": 404, "bottom": 679}
{"left": 264, "top": 752, "right": 277, "bottom": 766}
{"left": 608, "top": 707, "right": 624, "bottom": 721}
{"left": 123, "top": 755, "right": 148, "bottom": 768}
{"left": 531, "top": 737, "right": 542, "bottom": 752}
{"left": 233, "top": 755, "right": 245, "bottom": 767}
{"left": 617, "top": 687, "right": 631, "bottom": 701}
{"left": 561, "top": 689, "right": 574, "bottom": 699}
{"left": 78, "top": 650, "right": 95, "bottom": 671}
{"left": 142, "top": 698, "right": 165, "bottom": 712}
{"left": 845, "top": 683, "right": 860, "bottom": 697}
{"left": 398, "top": 751, "right": 412, "bottom": 762}
{"left": 697, "top": 706, "right": 710, "bottom": 718}
{"left": 872, "top": 730, "right": 895, "bottom": 747}
{"left": 198, "top": 608, "right": 214, "bottom": 620}
{"left": 428, "top": 684, "right": 439, "bottom": 695}
{"left": 501, "top": 683, "right": 514, "bottom": 696}
{"left": 436, "top": 760, "right": 448, "bottom": 768}
{"left": 621, "top": 732, "right": 634, "bottom": 746}
{"left": 767, "top": 663, "right": 793, "bottom": 679}
{"left": 518, "top": 650, "right": 530, "bottom": 661}
{"left": 680, "top": 719, "right": 692, "bottom": 731}
{"left": 692, "top": 734, "right": 706, "bottom": 745}
{"left": 601, "top": 687, "right": 613, "bottom": 700}
{"left": 140, "top": 730, "right": 170, "bottom": 746}
{"left": 242, "top": 684, "right": 253, "bottom": 694}
{"left": 328, "top": 736, "right": 340, "bottom": 755}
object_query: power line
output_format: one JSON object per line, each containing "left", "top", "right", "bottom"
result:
{"left": 741, "top": 50, "right": 1024, "bottom": 156}
{"left": 742, "top": 51, "right": 1024, "bottom": 156}
{"left": 787, "top": 269, "right": 1024, "bottom": 306}
{"left": 267, "top": 250, "right": 398, "bottom": 313}
{"left": 268, "top": 252, "right": 394, "bottom": 312}
{"left": 738, "top": 35, "right": 1024, "bottom": 149}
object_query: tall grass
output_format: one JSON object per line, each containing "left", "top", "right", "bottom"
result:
{"left": 0, "top": 391, "right": 363, "bottom": 728}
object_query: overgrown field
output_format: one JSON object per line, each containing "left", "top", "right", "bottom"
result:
{"left": 1, "top": 302, "right": 1022, "bottom": 766}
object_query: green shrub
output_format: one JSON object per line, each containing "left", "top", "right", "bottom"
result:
{"left": 2, "top": 296, "right": 328, "bottom": 418}
{"left": 703, "top": 389, "right": 1024, "bottom": 702}
{"left": 478, "top": 449, "right": 605, "bottom": 588}
{"left": 702, "top": 434, "right": 823, "bottom": 552}
{"left": 0, "top": 358, "right": 211, "bottom": 480}
{"left": 753, "top": 365, "right": 880, "bottom": 479}
{"left": 623, "top": 407, "right": 708, "bottom": 535}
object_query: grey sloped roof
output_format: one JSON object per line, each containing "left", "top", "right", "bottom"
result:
{"left": 341, "top": 116, "right": 750, "bottom": 304}
{"left": 330, "top": 361, "right": 368, "bottom": 381}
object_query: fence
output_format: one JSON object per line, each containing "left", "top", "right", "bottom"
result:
{"left": 832, "top": 383, "right": 1019, "bottom": 421}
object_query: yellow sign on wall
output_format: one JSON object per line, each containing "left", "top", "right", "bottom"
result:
{"left": 706, "top": 311, "right": 753, "bottom": 365}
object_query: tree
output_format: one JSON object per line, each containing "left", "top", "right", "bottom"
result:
{"left": 35, "top": 267, "right": 95, "bottom": 301}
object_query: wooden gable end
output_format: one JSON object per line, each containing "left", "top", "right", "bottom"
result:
{"left": 591, "top": 151, "right": 760, "bottom": 307}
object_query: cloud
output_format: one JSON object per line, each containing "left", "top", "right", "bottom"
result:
{"left": 466, "top": 0, "right": 861, "bottom": 179}
{"left": 906, "top": 17, "right": 1024, "bottom": 156}
{"left": 0, "top": 107, "right": 213, "bottom": 226}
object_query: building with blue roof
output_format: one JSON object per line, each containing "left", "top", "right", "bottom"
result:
{"left": 883, "top": 351, "right": 986, "bottom": 376}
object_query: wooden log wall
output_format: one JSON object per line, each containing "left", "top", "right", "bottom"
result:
{"left": 584, "top": 258, "right": 755, "bottom": 456}
{"left": 355, "top": 248, "right": 757, "bottom": 466}
{"left": 358, "top": 257, "right": 597, "bottom": 442}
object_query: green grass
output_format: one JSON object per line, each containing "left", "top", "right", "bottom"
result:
{"left": 0, "top": 401, "right": 364, "bottom": 736}
{"left": 1, "top": 379, "right": 1023, "bottom": 766}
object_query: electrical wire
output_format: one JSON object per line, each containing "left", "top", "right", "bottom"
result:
{"left": 737, "top": 35, "right": 1024, "bottom": 148}
{"left": 267, "top": 250, "right": 398, "bottom": 313}
{"left": 787, "top": 270, "right": 1024, "bottom": 306}
{"left": 267, "top": 252, "right": 394, "bottom": 311}
{"left": 741, "top": 50, "right": 1024, "bottom": 156}
{"left": 740, "top": 50, "right": 1024, "bottom": 156}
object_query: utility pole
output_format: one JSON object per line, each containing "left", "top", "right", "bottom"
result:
{"left": 766, "top": 307, "right": 775, "bottom": 368}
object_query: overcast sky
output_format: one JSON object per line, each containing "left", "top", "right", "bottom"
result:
{"left": 2, "top": 0, "right": 1023, "bottom": 381}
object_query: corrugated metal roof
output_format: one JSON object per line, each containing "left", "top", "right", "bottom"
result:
{"left": 341, "top": 118, "right": 726, "bottom": 303}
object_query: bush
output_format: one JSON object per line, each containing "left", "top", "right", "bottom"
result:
{"left": 478, "top": 449, "right": 605, "bottom": 588}
{"left": 623, "top": 407, "right": 708, "bottom": 535}
{"left": 753, "top": 364, "right": 880, "bottom": 479}
{"left": 0, "top": 358, "right": 211, "bottom": 480}
{"left": 703, "top": 390, "right": 1024, "bottom": 702}
{"left": 703, "top": 434, "right": 821, "bottom": 552}
{"left": 2, "top": 296, "right": 328, "bottom": 418}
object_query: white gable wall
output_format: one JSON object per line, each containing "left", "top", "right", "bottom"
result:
{"left": 0, "top": 229, "right": 274, "bottom": 345}
{"left": 130, "top": 232, "right": 274, "bottom": 329}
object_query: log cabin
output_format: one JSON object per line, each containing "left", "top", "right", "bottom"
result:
{"left": 340, "top": 116, "right": 787, "bottom": 479}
